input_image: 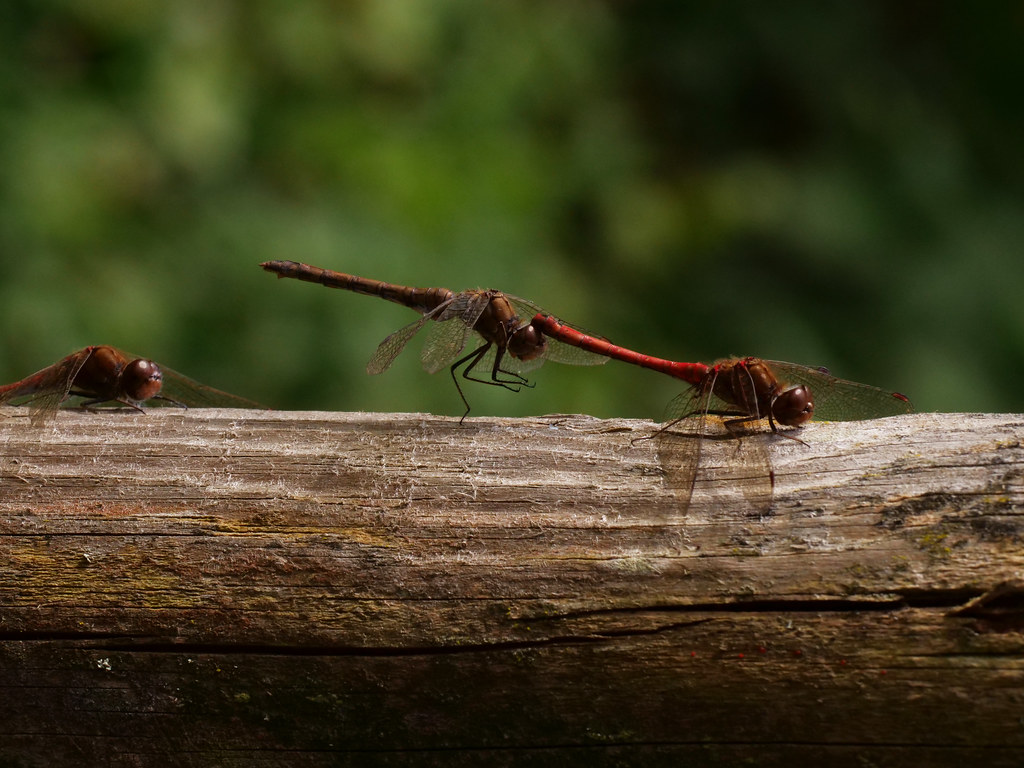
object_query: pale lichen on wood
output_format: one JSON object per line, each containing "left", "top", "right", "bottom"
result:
{"left": 0, "top": 407, "right": 1022, "bottom": 765}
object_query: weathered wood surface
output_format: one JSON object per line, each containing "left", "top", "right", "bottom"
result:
{"left": 0, "top": 407, "right": 1022, "bottom": 766}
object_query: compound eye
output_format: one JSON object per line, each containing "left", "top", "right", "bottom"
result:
{"left": 773, "top": 385, "right": 814, "bottom": 427}
{"left": 122, "top": 359, "right": 163, "bottom": 402}
{"left": 507, "top": 323, "right": 547, "bottom": 362}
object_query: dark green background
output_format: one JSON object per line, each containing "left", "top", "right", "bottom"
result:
{"left": 2, "top": 2, "right": 1021, "bottom": 420}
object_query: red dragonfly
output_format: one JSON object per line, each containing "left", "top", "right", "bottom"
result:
{"left": 533, "top": 313, "right": 913, "bottom": 512}
{"left": 0, "top": 346, "right": 260, "bottom": 425}
{"left": 261, "top": 260, "right": 606, "bottom": 418}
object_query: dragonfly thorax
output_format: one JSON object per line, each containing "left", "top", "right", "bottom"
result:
{"left": 475, "top": 292, "right": 547, "bottom": 362}
{"left": 712, "top": 358, "right": 815, "bottom": 429}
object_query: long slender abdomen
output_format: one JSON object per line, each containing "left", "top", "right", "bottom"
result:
{"left": 532, "top": 314, "right": 708, "bottom": 385}
{"left": 261, "top": 261, "right": 454, "bottom": 315}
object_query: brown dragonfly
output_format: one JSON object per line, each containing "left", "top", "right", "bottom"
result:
{"left": 0, "top": 346, "right": 260, "bottom": 425}
{"left": 261, "top": 260, "right": 606, "bottom": 418}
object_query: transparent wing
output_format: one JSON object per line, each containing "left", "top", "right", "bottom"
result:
{"left": 505, "top": 297, "right": 609, "bottom": 367}
{"left": 656, "top": 384, "right": 775, "bottom": 518}
{"left": 419, "top": 292, "right": 490, "bottom": 374}
{"left": 367, "top": 314, "right": 436, "bottom": 375}
{"left": 496, "top": 350, "right": 547, "bottom": 376}
{"left": 0, "top": 349, "right": 93, "bottom": 426}
{"left": 155, "top": 366, "right": 263, "bottom": 409}
{"left": 653, "top": 389, "right": 706, "bottom": 510}
{"left": 765, "top": 361, "right": 914, "bottom": 421}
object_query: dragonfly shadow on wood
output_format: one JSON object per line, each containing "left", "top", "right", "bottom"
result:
{"left": 652, "top": 418, "right": 783, "bottom": 519}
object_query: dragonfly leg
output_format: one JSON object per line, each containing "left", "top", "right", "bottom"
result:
{"left": 774, "top": 430, "right": 808, "bottom": 446}
{"left": 449, "top": 343, "right": 491, "bottom": 423}
{"left": 758, "top": 411, "right": 808, "bottom": 446}
{"left": 722, "top": 414, "right": 762, "bottom": 437}
{"left": 723, "top": 413, "right": 808, "bottom": 447}
{"left": 75, "top": 396, "right": 147, "bottom": 414}
{"left": 150, "top": 395, "right": 189, "bottom": 409}
{"left": 487, "top": 346, "right": 534, "bottom": 390}
{"left": 457, "top": 344, "right": 531, "bottom": 390}
{"left": 631, "top": 415, "right": 686, "bottom": 446}
{"left": 630, "top": 407, "right": 709, "bottom": 446}
{"left": 453, "top": 345, "right": 528, "bottom": 392}
{"left": 449, "top": 342, "right": 533, "bottom": 423}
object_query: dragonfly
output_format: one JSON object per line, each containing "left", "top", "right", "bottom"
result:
{"left": 261, "top": 260, "right": 607, "bottom": 419}
{"left": 533, "top": 312, "right": 914, "bottom": 512}
{"left": 0, "top": 346, "right": 261, "bottom": 425}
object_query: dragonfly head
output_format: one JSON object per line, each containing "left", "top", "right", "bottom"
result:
{"left": 122, "top": 359, "right": 163, "bottom": 402}
{"left": 772, "top": 384, "right": 814, "bottom": 427}
{"left": 507, "top": 321, "right": 547, "bottom": 362}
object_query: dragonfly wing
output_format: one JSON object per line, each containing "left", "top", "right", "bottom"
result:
{"left": 765, "top": 360, "right": 915, "bottom": 421}
{"left": 6, "top": 349, "right": 95, "bottom": 426}
{"left": 368, "top": 295, "right": 469, "bottom": 375}
{"left": 419, "top": 293, "right": 490, "bottom": 374}
{"left": 505, "top": 297, "right": 609, "bottom": 367}
{"left": 540, "top": 339, "right": 612, "bottom": 366}
{"left": 367, "top": 314, "right": 434, "bottom": 375}
{"left": 656, "top": 385, "right": 774, "bottom": 518}
{"left": 655, "top": 390, "right": 705, "bottom": 508}
{"left": 497, "top": 352, "right": 546, "bottom": 376}
{"left": 156, "top": 367, "right": 262, "bottom": 409}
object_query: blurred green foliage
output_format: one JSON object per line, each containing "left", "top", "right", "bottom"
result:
{"left": 1, "top": 1, "right": 1022, "bottom": 419}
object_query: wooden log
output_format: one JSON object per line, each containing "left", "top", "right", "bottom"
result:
{"left": 1, "top": 407, "right": 1022, "bottom": 766}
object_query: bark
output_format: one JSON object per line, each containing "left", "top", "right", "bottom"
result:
{"left": 1, "top": 407, "right": 1022, "bottom": 766}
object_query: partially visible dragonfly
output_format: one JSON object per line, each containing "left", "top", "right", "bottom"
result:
{"left": 261, "top": 260, "right": 607, "bottom": 418}
{"left": 0, "top": 346, "right": 260, "bottom": 425}
{"left": 533, "top": 312, "right": 913, "bottom": 512}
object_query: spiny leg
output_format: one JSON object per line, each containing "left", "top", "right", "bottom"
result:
{"left": 449, "top": 343, "right": 493, "bottom": 423}
{"left": 448, "top": 341, "right": 539, "bottom": 423}
{"left": 74, "top": 395, "right": 146, "bottom": 414}
{"left": 723, "top": 412, "right": 808, "bottom": 447}
{"left": 151, "top": 395, "right": 188, "bottom": 409}
{"left": 459, "top": 345, "right": 531, "bottom": 389}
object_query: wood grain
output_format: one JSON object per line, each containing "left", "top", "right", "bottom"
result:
{"left": 1, "top": 407, "right": 1022, "bottom": 766}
